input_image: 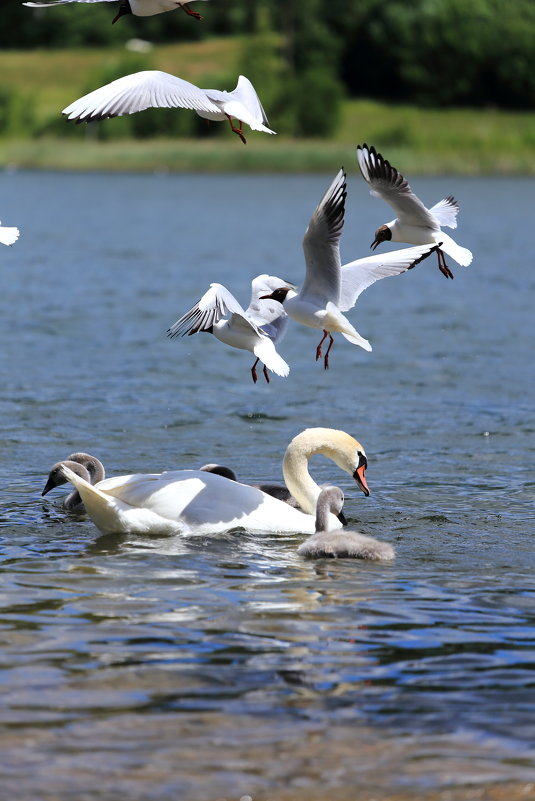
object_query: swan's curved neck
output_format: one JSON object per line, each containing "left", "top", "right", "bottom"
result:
{"left": 282, "top": 429, "right": 351, "bottom": 515}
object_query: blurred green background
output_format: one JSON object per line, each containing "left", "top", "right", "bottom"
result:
{"left": 1, "top": 0, "right": 534, "bottom": 172}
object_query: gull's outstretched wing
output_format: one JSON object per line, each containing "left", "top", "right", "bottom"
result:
{"left": 0, "top": 222, "right": 20, "bottom": 246}
{"left": 246, "top": 274, "right": 290, "bottom": 343}
{"left": 63, "top": 70, "right": 220, "bottom": 122}
{"left": 167, "top": 283, "right": 257, "bottom": 338}
{"left": 356, "top": 144, "right": 437, "bottom": 228}
{"left": 301, "top": 168, "right": 346, "bottom": 305}
{"left": 24, "top": 1, "right": 115, "bottom": 6}
{"left": 338, "top": 244, "right": 440, "bottom": 312}
{"left": 205, "top": 75, "right": 276, "bottom": 134}
{"left": 428, "top": 196, "right": 459, "bottom": 229}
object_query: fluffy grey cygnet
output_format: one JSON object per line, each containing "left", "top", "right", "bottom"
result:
{"left": 199, "top": 463, "right": 300, "bottom": 507}
{"left": 42, "top": 452, "right": 105, "bottom": 512}
{"left": 297, "top": 486, "right": 395, "bottom": 560}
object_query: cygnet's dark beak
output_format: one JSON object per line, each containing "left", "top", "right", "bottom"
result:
{"left": 337, "top": 510, "right": 348, "bottom": 525}
{"left": 42, "top": 477, "right": 55, "bottom": 496}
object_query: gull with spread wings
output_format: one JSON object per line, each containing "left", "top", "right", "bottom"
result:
{"left": 167, "top": 274, "right": 291, "bottom": 384}
{"left": 62, "top": 73, "right": 275, "bottom": 144}
{"left": 356, "top": 143, "right": 472, "bottom": 279}
{"left": 23, "top": 0, "right": 208, "bottom": 24}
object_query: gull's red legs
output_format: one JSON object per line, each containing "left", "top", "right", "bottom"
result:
{"left": 226, "top": 115, "right": 247, "bottom": 144}
{"left": 316, "top": 330, "right": 334, "bottom": 369}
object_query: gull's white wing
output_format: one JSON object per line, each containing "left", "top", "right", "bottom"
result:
{"left": 24, "top": 0, "right": 114, "bottom": 6}
{"left": 301, "top": 168, "right": 346, "bottom": 305}
{"left": 205, "top": 76, "right": 276, "bottom": 133}
{"left": 248, "top": 274, "right": 291, "bottom": 303}
{"left": 229, "top": 75, "right": 271, "bottom": 127}
{"left": 246, "top": 274, "right": 290, "bottom": 342}
{"left": 63, "top": 70, "right": 221, "bottom": 122}
{"left": 0, "top": 223, "right": 20, "bottom": 246}
{"left": 356, "top": 144, "right": 437, "bottom": 228}
{"left": 428, "top": 196, "right": 459, "bottom": 229}
{"left": 338, "top": 244, "right": 440, "bottom": 311}
{"left": 167, "top": 283, "right": 251, "bottom": 338}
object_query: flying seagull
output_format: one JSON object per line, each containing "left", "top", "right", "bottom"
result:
{"left": 356, "top": 143, "right": 472, "bottom": 279}
{"left": 23, "top": 0, "right": 209, "bottom": 24}
{"left": 62, "top": 72, "right": 275, "bottom": 144}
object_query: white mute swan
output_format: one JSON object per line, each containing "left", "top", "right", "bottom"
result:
{"left": 356, "top": 143, "right": 472, "bottom": 279}
{"left": 62, "top": 73, "right": 275, "bottom": 144}
{"left": 23, "top": 0, "right": 208, "bottom": 24}
{"left": 42, "top": 452, "right": 105, "bottom": 512}
{"left": 199, "top": 463, "right": 300, "bottom": 507}
{"left": 0, "top": 219, "right": 20, "bottom": 247}
{"left": 298, "top": 485, "right": 395, "bottom": 560}
{"left": 261, "top": 169, "right": 439, "bottom": 368}
{"left": 167, "top": 274, "right": 290, "bottom": 383}
{"left": 56, "top": 428, "right": 370, "bottom": 536}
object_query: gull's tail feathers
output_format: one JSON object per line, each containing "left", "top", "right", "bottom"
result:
{"left": 439, "top": 232, "right": 473, "bottom": 266}
{"left": 325, "top": 302, "right": 372, "bottom": 352}
{"left": 253, "top": 340, "right": 290, "bottom": 377}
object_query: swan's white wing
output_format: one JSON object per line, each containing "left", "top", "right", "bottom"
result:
{"left": 356, "top": 144, "right": 437, "bottom": 228}
{"left": 24, "top": 0, "right": 114, "bottom": 6}
{"left": 300, "top": 168, "right": 346, "bottom": 305}
{"left": 338, "top": 244, "right": 440, "bottom": 311}
{"left": 0, "top": 224, "right": 20, "bottom": 246}
{"left": 167, "top": 283, "right": 248, "bottom": 338}
{"left": 428, "top": 196, "right": 459, "bottom": 229}
{"left": 62, "top": 70, "right": 220, "bottom": 122}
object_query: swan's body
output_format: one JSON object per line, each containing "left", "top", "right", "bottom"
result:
{"left": 200, "top": 463, "right": 300, "bottom": 507}
{"left": 167, "top": 274, "right": 290, "bottom": 383}
{"left": 62, "top": 73, "right": 275, "bottom": 143}
{"left": 356, "top": 143, "right": 472, "bottom": 279}
{"left": 57, "top": 428, "right": 370, "bottom": 536}
{"left": 42, "top": 452, "right": 105, "bottom": 512}
{"left": 262, "top": 169, "right": 439, "bottom": 368}
{"left": 0, "top": 220, "right": 20, "bottom": 247}
{"left": 23, "top": 0, "right": 209, "bottom": 24}
{"left": 298, "top": 486, "right": 395, "bottom": 560}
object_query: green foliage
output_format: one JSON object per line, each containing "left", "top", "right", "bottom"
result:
{"left": 0, "top": 85, "right": 37, "bottom": 137}
{"left": 341, "top": 0, "right": 535, "bottom": 108}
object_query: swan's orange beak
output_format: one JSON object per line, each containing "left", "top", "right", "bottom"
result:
{"left": 353, "top": 458, "right": 370, "bottom": 496}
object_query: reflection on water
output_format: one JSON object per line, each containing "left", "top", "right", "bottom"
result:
{"left": 1, "top": 170, "right": 534, "bottom": 800}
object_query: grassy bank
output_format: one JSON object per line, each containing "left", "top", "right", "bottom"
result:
{"left": 1, "top": 40, "right": 534, "bottom": 174}
{"left": 2, "top": 132, "right": 534, "bottom": 174}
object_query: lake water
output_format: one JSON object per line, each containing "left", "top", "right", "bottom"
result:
{"left": 1, "top": 169, "right": 534, "bottom": 801}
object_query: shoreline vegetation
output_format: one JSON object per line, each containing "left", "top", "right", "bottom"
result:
{"left": 1, "top": 39, "right": 534, "bottom": 174}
